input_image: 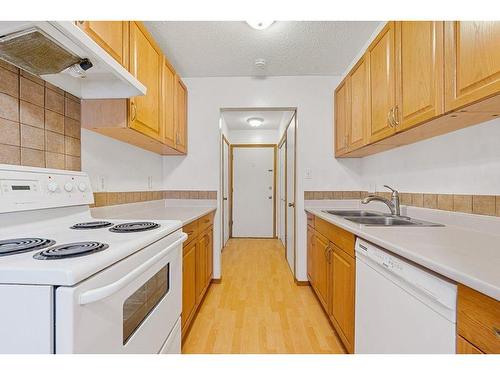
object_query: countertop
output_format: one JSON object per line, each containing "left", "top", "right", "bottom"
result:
{"left": 305, "top": 200, "right": 500, "bottom": 301}
{"left": 91, "top": 199, "right": 217, "bottom": 226}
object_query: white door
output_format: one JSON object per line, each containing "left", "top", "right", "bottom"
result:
{"left": 278, "top": 141, "right": 286, "bottom": 247}
{"left": 222, "top": 139, "right": 230, "bottom": 245}
{"left": 232, "top": 147, "right": 274, "bottom": 238}
{"left": 286, "top": 116, "right": 296, "bottom": 273}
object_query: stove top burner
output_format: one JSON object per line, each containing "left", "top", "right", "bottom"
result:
{"left": 33, "top": 242, "right": 109, "bottom": 260}
{"left": 70, "top": 221, "right": 113, "bottom": 230}
{"left": 0, "top": 238, "right": 56, "bottom": 257}
{"left": 109, "top": 222, "right": 160, "bottom": 233}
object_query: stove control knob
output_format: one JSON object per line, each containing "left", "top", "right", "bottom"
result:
{"left": 78, "top": 182, "right": 87, "bottom": 192}
{"left": 64, "top": 182, "right": 74, "bottom": 192}
{"left": 47, "top": 182, "right": 59, "bottom": 192}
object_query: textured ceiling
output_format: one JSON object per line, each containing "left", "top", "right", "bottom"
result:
{"left": 222, "top": 110, "right": 294, "bottom": 130}
{"left": 145, "top": 21, "right": 380, "bottom": 77}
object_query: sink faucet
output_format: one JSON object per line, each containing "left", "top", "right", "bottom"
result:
{"left": 361, "top": 185, "right": 401, "bottom": 216}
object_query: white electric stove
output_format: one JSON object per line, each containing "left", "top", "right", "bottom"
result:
{"left": 0, "top": 164, "right": 186, "bottom": 354}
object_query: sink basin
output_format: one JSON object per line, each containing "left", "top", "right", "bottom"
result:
{"left": 323, "top": 210, "right": 386, "bottom": 217}
{"left": 345, "top": 216, "right": 444, "bottom": 227}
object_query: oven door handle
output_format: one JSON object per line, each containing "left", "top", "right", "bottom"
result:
{"left": 78, "top": 233, "right": 187, "bottom": 305}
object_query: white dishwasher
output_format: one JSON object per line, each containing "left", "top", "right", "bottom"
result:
{"left": 355, "top": 238, "right": 457, "bottom": 354}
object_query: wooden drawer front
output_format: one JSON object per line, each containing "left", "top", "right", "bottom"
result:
{"left": 307, "top": 213, "right": 315, "bottom": 228}
{"left": 183, "top": 220, "right": 199, "bottom": 246}
{"left": 198, "top": 213, "right": 214, "bottom": 232}
{"left": 457, "top": 284, "right": 500, "bottom": 354}
{"left": 316, "top": 217, "right": 355, "bottom": 257}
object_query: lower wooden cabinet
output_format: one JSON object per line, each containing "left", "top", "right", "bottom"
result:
{"left": 181, "top": 212, "right": 214, "bottom": 340}
{"left": 307, "top": 214, "right": 356, "bottom": 353}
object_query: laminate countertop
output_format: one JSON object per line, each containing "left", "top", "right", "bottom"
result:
{"left": 91, "top": 199, "right": 216, "bottom": 226}
{"left": 305, "top": 200, "right": 500, "bottom": 301}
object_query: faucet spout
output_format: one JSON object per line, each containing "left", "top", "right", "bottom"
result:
{"left": 361, "top": 186, "right": 401, "bottom": 216}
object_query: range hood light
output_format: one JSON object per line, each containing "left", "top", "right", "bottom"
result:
{"left": 63, "top": 58, "right": 93, "bottom": 78}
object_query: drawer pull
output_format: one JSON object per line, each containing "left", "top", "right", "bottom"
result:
{"left": 495, "top": 327, "right": 500, "bottom": 338}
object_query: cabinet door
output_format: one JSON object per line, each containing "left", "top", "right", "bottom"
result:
{"left": 182, "top": 241, "right": 197, "bottom": 332}
{"left": 445, "top": 21, "right": 500, "bottom": 111}
{"left": 368, "top": 21, "right": 396, "bottom": 143}
{"left": 129, "top": 21, "right": 162, "bottom": 141}
{"left": 196, "top": 232, "right": 208, "bottom": 302}
{"left": 334, "top": 79, "right": 350, "bottom": 156}
{"left": 348, "top": 54, "right": 369, "bottom": 151}
{"left": 330, "top": 246, "right": 355, "bottom": 353}
{"left": 77, "top": 21, "right": 128, "bottom": 68}
{"left": 162, "top": 59, "right": 176, "bottom": 148}
{"left": 312, "top": 231, "right": 330, "bottom": 310}
{"left": 174, "top": 76, "right": 188, "bottom": 153}
{"left": 396, "top": 21, "right": 444, "bottom": 131}
{"left": 456, "top": 335, "right": 483, "bottom": 354}
{"left": 307, "top": 225, "right": 314, "bottom": 283}
{"left": 206, "top": 226, "right": 213, "bottom": 284}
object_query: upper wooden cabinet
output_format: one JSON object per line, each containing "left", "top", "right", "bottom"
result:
{"left": 368, "top": 21, "right": 397, "bottom": 143}
{"left": 129, "top": 21, "right": 163, "bottom": 141}
{"left": 334, "top": 21, "right": 500, "bottom": 158}
{"left": 334, "top": 79, "right": 350, "bottom": 156}
{"left": 81, "top": 21, "right": 189, "bottom": 155}
{"left": 174, "top": 76, "right": 188, "bottom": 153}
{"left": 77, "top": 21, "right": 129, "bottom": 68}
{"left": 396, "top": 21, "right": 444, "bottom": 130}
{"left": 445, "top": 21, "right": 500, "bottom": 111}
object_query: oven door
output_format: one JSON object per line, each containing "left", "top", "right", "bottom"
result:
{"left": 55, "top": 231, "right": 186, "bottom": 354}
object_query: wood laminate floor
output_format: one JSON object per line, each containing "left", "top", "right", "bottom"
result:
{"left": 182, "top": 238, "right": 345, "bottom": 354}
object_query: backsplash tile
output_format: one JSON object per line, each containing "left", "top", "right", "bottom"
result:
{"left": 0, "top": 60, "right": 81, "bottom": 170}
{"left": 91, "top": 190, "right": 218, "bottom": 208}
{"left": 304, "top": 190, "right": 500, "bottom": 217}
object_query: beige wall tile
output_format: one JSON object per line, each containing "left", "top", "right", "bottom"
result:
{"left": 20, "top": 124, "right": 45, "bottom": 150}
{"left": 453, "top": 195, "right": 472, "bottom": 213}
{"left": 423, "top": 193, "right": 438, "bottom": 209}
{"left": 342, "top": 191, "right": 361, "bottom": 199}
{"left": 411, "top": 193, "right": 424, "bottom": 207}
{"left": 198, "top": 191, "right": 208, "bottom": 199}
{"left": 45, "top": 88, "right": 64, "bottom": 114}
{"left": 45, "top": 110, "right": 64, "bottom": 134}
{"left": 64, "top": 117, "right": 80, "bottom": 139}
{"left": 45, "top": 82, "right": 64, "bottom": 95}
{"left": 0, "top": 67, "right": 19, "bottom": 98}
{"left": 189, "top": 191, "right": 200, "bottom": 199}
{"left": 20, "top": 70, "right": 44, "bottom": 86}
{"left": 400, "top": 192, "right": 412, "bottom": 205}
{"left": 208, "top": 191, "right": 217, "bottom": 199}
{"left": 437, "top": 194, "right": 454, "bottom": 211}
{"left": 64, "top": 136, "right": 81, "bottom": 157}
{"left": 0, "top": 144, "right": 20, "bottom": 164}
{"left": 20, "top": 77, "right": 44, "bottom": 107}
{"left": 20, "top": 100, "right": 44, "bottom": 128}
{"left": 0, "top": 93, "right": 19, "bottom": 122}
{"left": 472, "top": 195, "right": 496, "bottom": 216}
{"left": 21, "top": 148, "right": 45, "bottom": 167}
{"left": 65, "top": 92, "right": 80, "bottom": 102}
{"left": 0, "top": 118, "right": 20, "bottom": 146}
{"left": 0, "top": 60, "right": 18, "bottom": 73}
{"left": 64, "top": 155, "right": 81, "bottom": 171}
{"left": 496, "top": 196, "right": 500, "bottom": 217}
{"left": 333, "top": 191, "right": 343, "bottom": 199}
{"left": 45, "top": 131, "right": 65, "bottom": 153}
{"left": 45, "top": 152, "right": 65, "bottom": 169}
{"left": 64, "top": 97, "right": 81, "bottom": 120}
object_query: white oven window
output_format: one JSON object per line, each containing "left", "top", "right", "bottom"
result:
{"left": 123, "top": 264, "right": 170, "bottom": 344}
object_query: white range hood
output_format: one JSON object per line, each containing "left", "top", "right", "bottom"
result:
{"left": 0, "top": 21, "right": 146, "bottom": 99}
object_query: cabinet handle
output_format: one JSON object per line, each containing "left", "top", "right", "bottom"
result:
{"left": 130, "top": 102, "right": 137, "bottom": 122}
{"left": 393, "top": 105, "right": 400, "bottom": 126}
{"left": 494, "top": 327, "right": 500, "bottom": 338}
{"left": 387, "top": 108, "right": 395, "bottom": 128}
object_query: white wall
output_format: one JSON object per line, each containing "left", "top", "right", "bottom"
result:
{"left": 360, "top": 118, "right": 500, "bottom": 195}
{"left": 162, "top": 75, "right": 363, "bottom": 281}
{"left": 227, "top": 129, "right": 280, "bottom": 144}
{"left": 81, "top": 129, "right": 164, "bottom": 192}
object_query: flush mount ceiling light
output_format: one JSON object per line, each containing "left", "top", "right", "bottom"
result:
{"left": 245, "top": 21, "right": 275, "bottom": 30}
{"left": 247, "top": 117, "right": 264, "bottom": 127}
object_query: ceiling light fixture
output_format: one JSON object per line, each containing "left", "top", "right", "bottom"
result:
{"left": 245, "top": 21, "right": 274, "bottom": 30}
{"left": 247, "top": 117, "right": 264, "bottom": 127}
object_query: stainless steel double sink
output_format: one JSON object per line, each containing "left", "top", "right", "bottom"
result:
{"left": 322, "top": 210, "right": 444, "bottom": 227}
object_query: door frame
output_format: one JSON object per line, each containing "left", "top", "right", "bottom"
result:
{"left": 229, "top": 143, "right": 277, "bottom": 238}
{"left": 221, "top": 134, "right": 230, "bottom": 247}
{"left": 277, "top": 112, "right": 297, "bottom": 276}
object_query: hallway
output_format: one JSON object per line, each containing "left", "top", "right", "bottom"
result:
{"left": 182, "top": 239, "right": 345, "bottom": 354}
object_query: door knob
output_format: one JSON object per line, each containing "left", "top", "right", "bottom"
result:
{"left": 268, "top": 196, "right": 272, "bottom": 199}
{"left": 288, "top": 202, "right": 295, "bottom": 207}
{"left": 223, "top": 197, "right": 228, "bottom": 201}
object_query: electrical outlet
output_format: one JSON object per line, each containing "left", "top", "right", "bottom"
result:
{"left": 305, "top": 169, "right": 312, "bottom": 180}
{"left": 99, "top": 176, "right": 106, "bottom": 191}
{"left": 147, "top": 176, "right": 153, "bottom": 189}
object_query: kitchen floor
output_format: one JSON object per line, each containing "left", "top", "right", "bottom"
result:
{"left": 182, "top": 238, "right": 345, "bottom": 354}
